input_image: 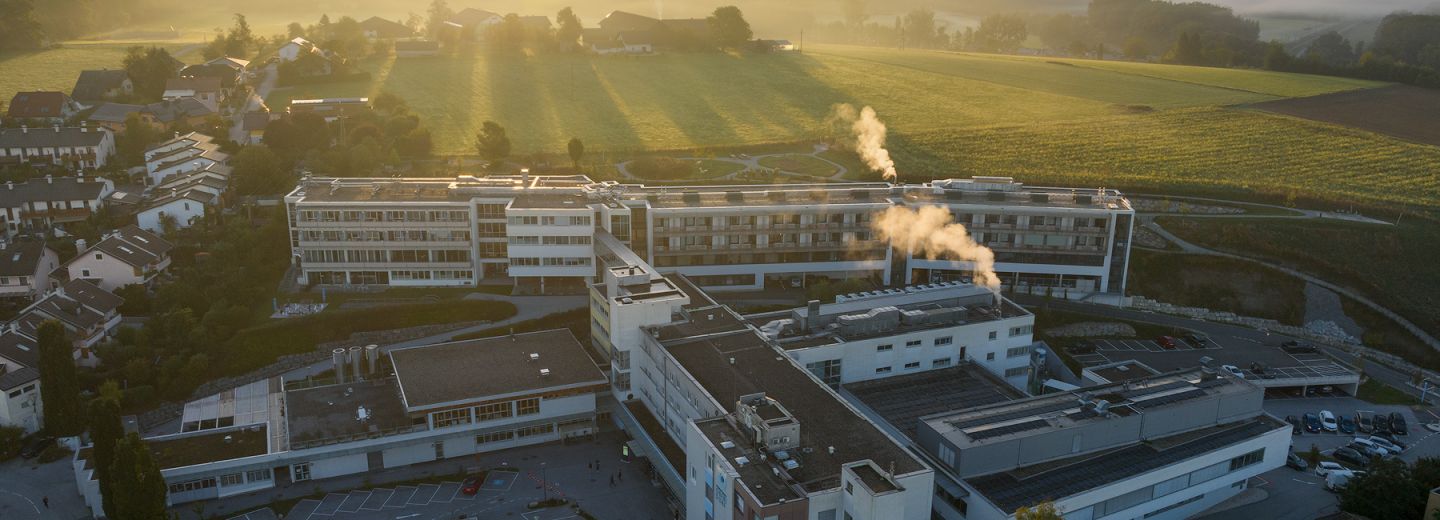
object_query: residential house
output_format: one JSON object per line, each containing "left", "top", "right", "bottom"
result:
{"left": 519, "top": 16, "right": 552, "bottom": 32}
{"left": 0, "top": 241, "right": 59, "bottom": 299}
{"left": 447, "top": 8, "right": 502, "bottom": 39}
{"left": 614, "top": 31, "right": 655, "bottom": 53}
{"left": 205, "top": 56, "right": 250, "bottom": 72}
{"left": 591, "top": 12, "right": 711, "bottom": 50}
{"left": 596, "top": 11, "right": 659, "bottom": 38}
{"left": 278, "top": 37, "right": 318, "bottom": 62}
{"left": 137, "top": 188, "right": 215, "bottom": 234}
{"left": 360, "top": 17, "right": 414, "bottom": 39}
{"left": 104, "top": 185, "right": 146, "bottom": 216}
{"left": 288, "top": 98, "right": 370, "bottom": 122}
{"left": 0, "top": 126, "right": 116, "bottom": 169}
{"left": 144, "top": 132, "right": 227, "bottom": 186}
{"left": 155, "top": 171, "right": 228, "bottom": 198}
{"left": 61, "top": 225, "right": 173, "bottom": 291}
{"left": 241, "top": 112, "right": 271, "bottom": 144}
{"left": 394, "top": 40, "right": 441, "bottom": 58}
{"left": 6, "top": 92, "right": 82, "bottom": 125}
{"left": 86, "top": 99, "right": 214, "bottom": 134}
{"left": 144, "top": 132, "right": 214, "bottom": 161}
{"left": 0, "top": 332, "right": 42, "bottom": 434}
{"left": 12, "top": 279, "right": 124, "bottom": 366}
{"left": 163, "top": 77, "right": 225, "bottom": 113}
{"left": 179, "top": 62, "right": 244, "bottom": 89}
{"left": 70, "top": 70, "right": 134, "bottom": 106}
{"left": 0, "top": 175, "right": 114, "bottom": 235}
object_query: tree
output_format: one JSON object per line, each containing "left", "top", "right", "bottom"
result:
{"left": 287, "top": 22, "right": 306, "bottom": 39}
{"left": 111, "top": 433, "right": 169, "bottom": 520}
{"left": 1164, "top": 32, "right": 1205, "bottom": 65}
{"left": 232, "top": 146, "right": 291, "bottom": 195}
{"left": 426, "top": 0, "right": 454, "bottom": 38}
{"left": 38, "top": 320, "right": 81, "bottom": 435}
{"left": 1306, "top": 443, "right": 1320, "bottom": 468}
{"left": 1015, "top": 501, "right": 1063, "bottom": 520}
{"left": 225, "top": 13, "right": 255, "bottom": 58}
{"left": 115, "top": 113, "right": 162, "bottom": 167}
{"left": 0, "top": 0, "right": 45, "bottom": 50}
{"left": 556, "top": 7, "right": 583, "bottom": 51}
{"left": 903, "top": 9, "right": 938, "bottom": 49}
{"left": 371, "top": 91, "right": 409, "bottom": 115}
{"left": 474, "top": 121, "right": 511, "bottom": 168}
{"left": 842, "top": 0, "right": 868, "bottom": 28}
{"left": 974, "top": 15, "right": 1027, "bottom": 53}
{"left": 708, "top": 6, "right": 753, "bottom": 49}
{"left": 1263, "top": 40, "right": 1291, "bottom": 70}
{"left": 89, "top": 397, "right": 124, "bottom": 518}
{"left": 405, "top": 13, "right": 424, "bottom": 36}
{"left": 1340, "top": 457, "right": 1429, "bottom": 519}
{"left": 122, "top": 46, "right": 181, "bottom": 100}
{"left": 567, "top": 137, "right": 584, "bottom": 171}
{"left": 1123, "top": 37, "right": 1149, "bottom": 60}
{"left": 1305, "top": 31, "right": 1357, "bottom": 68}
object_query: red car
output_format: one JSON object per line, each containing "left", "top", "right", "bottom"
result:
{"left": 1157, "top": 336, "right": 1177, "bottom": 349}
{"left": 461, "top": 475, "right": 482, "bottom": 495}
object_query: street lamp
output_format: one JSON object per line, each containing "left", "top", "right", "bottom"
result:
{"left": 541, "top": 462, "right": 548, "bottom": 502}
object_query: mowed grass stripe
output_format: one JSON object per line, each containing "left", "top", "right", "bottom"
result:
{"left": 806, "top": 44, "right": 1280, "bottom": 107}
{"left": 890, "top": 107, "right": 1440, "bottom": 207}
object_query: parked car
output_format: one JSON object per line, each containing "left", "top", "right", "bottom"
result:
{"left": 1357, "top": 413, "right": 1375, "bottom": 433}
{"left": 1287, "top": 452, "right": 1309, "bottom": 470}
{"left": 1339, "top": 416, "right": 1357, "bottom": 434}
{"left": 460, "top": 475, "right": 482, "bottom": 495}
{"left": 1157, "top": 336, "right": 1177, "bottom": 349}
{"left": 1320, "top": 410, "right": 1339, "bottom": 432}
{"left": 1349, "top": 438, "right": 1391, "bottom": 458}
{"left": 1304, "top": 413, "right": 1323, "bottom": 433}
{"left": 1186, "top": 333, "right": 1209, "bottom": 347}
{"left": 1281, "top": 340, "right": 1318, "bottom": 353}
{"left": 20, "top": 437, "right": 54, "bottom": 459}
{"left": 1221, "top": 365, "right": 1245, "bottom": 379}
{"left": 1314, "top": 461, "right": 1348, "bottom": 477}
{"left": 1374, "top": 413, "right": 1392, "bottom": 434}
{"left": 1248, "top": 362, "right": 1276, "bottom": 379}
{"left": 1424, "top": 422, "right": 1440, "bottom": 433}
{"left": 1390, "top": 412, "right": 1408, "bottom": 435}
{"left": 1332, "top": 447, "right": 1371, "bottom": 467}
{"left": 1370, "top": 435, "right": 1406, "bottom": 453}
{"left": 1286, "top": 415, "right": 1303, "bottom": 435}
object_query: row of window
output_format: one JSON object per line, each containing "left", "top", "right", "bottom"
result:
{"left": 665, "top": 213, "right": 870, "bottom": 228}
{"left": 1078, "top": 448, "right": 1264, "bottom": 519}
{"left": 508, "top": 257, "right": 592, "bottom": 267}
{"left": 431, "top": 397, "right": 542, "bottom": 429}
{"left": 874, "top": 357, "right": 955, "bottom": 374}
{"left": 877, "top": 336, "right": 953, "bottom": 352}
{"left": 301, "top": 229, "right": 472, "bottom": 243}
{"left": 301, "top": 249, "right": 472, "bottom": 264}
{"left": 306, "top": 270, "right": 473, "bottom": 285}
{"left": 507, "top": 216, "right": 591, "bottom": 226}
{"left": 298, "top": 210, "right": 470, "bottom": 223}
{"left": 507, "top": 235, "right": 592, "bottom": 245}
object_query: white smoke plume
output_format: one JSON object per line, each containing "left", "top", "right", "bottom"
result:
{"left": 871, "top": 205, "right": 1001, "bottom": 293}
{"left": 830, "top": 104, "right": 897, "bottom": 182}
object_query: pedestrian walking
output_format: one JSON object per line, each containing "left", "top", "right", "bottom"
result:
{"left": 42, "top": 496, "right": 49, "bottom": 508}
{"left": 595, "top": 459, "right": 601, "bottom": 471}
{"left": 588, "top": 461, "right": 593, "bottom": 470}
{"left": 619, "top": 468, "right": 624, "bottom": 481}
{"left": 609, "top": 475, "right": 615, "bottom": 487}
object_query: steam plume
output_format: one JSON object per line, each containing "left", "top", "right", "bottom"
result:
{"left": 871, "top": 205, "right": 1001, "bottom": 292}
{"left": 830, "top": 104, "right": 897, "bottom": 182}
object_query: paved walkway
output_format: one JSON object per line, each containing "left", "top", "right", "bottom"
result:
{"left": 1130, "top": 193, "right": 1393, "bottom": 225}
{"left": 0, "top": 456, "right": 89, "bottom": 520}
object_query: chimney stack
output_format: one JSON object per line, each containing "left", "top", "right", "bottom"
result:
{"left": 349, "top": 346, "right": 363, "bottom": 381}
{"left": 332, "top": 348, "right": 347, "bottom": 383}
{"left": 365, "top": 344, "right": 379, "bottom": 375}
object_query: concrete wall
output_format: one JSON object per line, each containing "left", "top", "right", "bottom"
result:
{"left": 66, "top": 255, "right": 143, "bottom": 291}
{"left": 0, "top": 379, "right": 41, "bottom": 433}
{"left": 309, "top": 452, "right": 369, "bottom": 480}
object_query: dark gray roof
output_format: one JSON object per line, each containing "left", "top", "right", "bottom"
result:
{"left": 0, "top": 241, "right": 52, "bottom": 277}
{"left": 286, "top": 379, "right": 413, "bottom": 446}
{"left": 87, "top": 103, "right": 146, "bottom": 123}
{"left": 390, "top": 329, "right": 606, "bottom": 411}
{"left": 85, "top": 225, "right": 172, "bottom": 268}
{"left": 62, "top": 279, "right": 122, "bottom": 314}
{"left": 966, "top": 417, "right": 1283, "bottom": 513}
{"left": 141, "top": 188, "right": 216, "bottom": 212}
{"left": 164, "top": 77, "right": 222, "bottom": 93}
{"left": 846, "top": 364, "right": 1022, "bottom": 439}
{"left": 0, "top": 366, "right": 39, "bottom": 391}
{"left": 0, "top": 331, "right": 38, "bottom": 367}
{"left": 0, "top": 176, "right": 109, "bottom": 208}
{"left": 242, "top": 112, "right": 271, "bottom": 131}
{"left": 0, "top": 127, "right": 109, "bottom": 149}
{"left": 71, "top": 70, "right": 130, "bottom": 102}
{"left": 145, "top": 98, "right": 214, "bottom": 123}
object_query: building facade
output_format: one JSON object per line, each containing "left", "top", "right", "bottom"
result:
{"left": 284, "top": 174, "right": 1134, "bottom": 297}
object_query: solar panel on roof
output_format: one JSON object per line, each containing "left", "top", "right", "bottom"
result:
{"left": 1131, "top": 388, "right": 1207, "bottom": 409}
{"left": 966, "top": 418, "right": 1049, "bottom": 440}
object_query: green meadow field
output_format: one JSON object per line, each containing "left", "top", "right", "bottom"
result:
{"left": 0, "top": 42, "right": 198, "bottom": 103}
{"left": 262, "top": 44, "right": 1435, "bottom": 207}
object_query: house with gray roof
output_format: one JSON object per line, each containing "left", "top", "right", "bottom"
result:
{"left": 0, "top": 330, "right": 42, "bottom": 433}
{"left": 70, "top": 70, "right": 134, "bottom": 105}
{"left": 0, "top": 175, "right": 115, "bottom": 235}
{"left": 61, "top": 225, "right": 173, "bottom": 291}
{"left": 0, "top": 125, "right": 116, "bottom": 169}
{"left": 9, "top": 278, "right": 124, "bottom": 368}
{"left": 0, "top": 241, "right": 59, "bottom": 299}
{"left": 137, "top": 188, "right": 216, "bottom": 235}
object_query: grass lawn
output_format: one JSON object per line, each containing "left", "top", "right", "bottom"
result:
{"left": 1157, "top": 217, "right": 1440, "bottom": 341}
{"left": 0, "top": 42, "right": 197, "bottom": 102}
{"left": 1356, "top": 378, "right": 1418, "bottom": 405}
{"left": 757, "top": 154, "right": 839, "bottom": 176}
{"left": 1127, "top": 249, "right": 1307, "bottom": 325}
{"left": 694, "top": 159, "right": 745, "bottom": 177}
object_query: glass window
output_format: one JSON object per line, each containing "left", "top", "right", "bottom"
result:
{"left": 220, "top": 473, "right": 244, "bottom": 486}
{"left": 876, "top": 344, "right": 893, "bottom": 352}
{"left": 433, "top": 408, "right": 472, "bottom": 428}
{"left": 475, "top": 402, "right": 513, "bottom": 421}
{"left": 934, "top": 336, "right": 953, "bottom": 346}
{"left": 517, "top": 398, "right": 540, "bottom": 415}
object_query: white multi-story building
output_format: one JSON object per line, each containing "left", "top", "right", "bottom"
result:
{"left": 72, "top": 329, "right": 607, "bottom": 516}
{"left": 284, "top": 174, "right": 1134, "bottom": 296}
{"left": 0, "top": 126, "right": 115, "bottom": 170}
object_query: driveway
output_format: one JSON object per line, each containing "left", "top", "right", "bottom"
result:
{"left": 0, "top": 456, "right": 88, "bottom": 519}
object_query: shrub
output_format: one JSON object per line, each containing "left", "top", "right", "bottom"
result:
{"left": 0, "top": 426, "right": 23, "bottom": 461}
{"left": 38, "top": 443, "right": 72, "bottom": 463}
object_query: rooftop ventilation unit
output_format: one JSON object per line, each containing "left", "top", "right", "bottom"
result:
{"left": 529, "top": 353, "right": 540, "bottom": 362}
{"left": 539, "top": 368, "right": 551, "bottom": 377}
{"left": 735, "top": 456, "right": 749, "bottom": 466}
{"left": 720, "top": 440, "right": 735, "bottom": 449}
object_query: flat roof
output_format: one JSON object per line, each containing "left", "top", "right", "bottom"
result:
{"left": 285, "top": 379, "right": 414, "bottom": 448}
{"left": 624, "top": 399, "right": 686, "bottom": 472}
{"left": 1086, "top": 360, "right": 1160, "bottom": 384}
{"left": 660, "top": 319, "right": 924, "bottom": 498}
{"left": 389, "top": 329, "right": 606, "bottom": 411}
{"left": 966, "top": 416, "right": 1284, "bottom": 513}
{"left": 846, "top": 364, "right": 1023, "bottom": 440}
{"left": 146, "top": 424, "right": 269, "bottom": 470}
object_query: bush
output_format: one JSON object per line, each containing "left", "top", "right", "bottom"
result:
{"left": 121, "top": 385, "right": 159, "bottom": 410}
{"left": 0, "top": 426, "right": 23, "bottom": 461}
{"left": 38, "top": 442, "right": 72, "bottom": 463}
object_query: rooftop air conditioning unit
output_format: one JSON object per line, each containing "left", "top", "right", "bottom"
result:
{"left": 529, "top": 353, "right": 540, "bottom": 362}
{"left": 540, "top": 368, "right": 551, "bottom": 377}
